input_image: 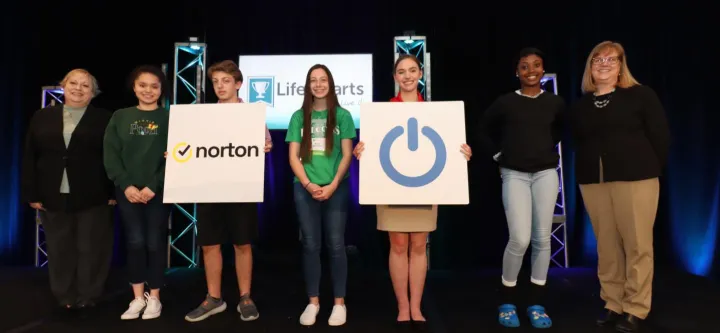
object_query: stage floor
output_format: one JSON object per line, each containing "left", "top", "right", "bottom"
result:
{"left": 1, "top": 250, "right": 715, "bottom": 333}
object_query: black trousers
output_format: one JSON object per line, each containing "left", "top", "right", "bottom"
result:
{"left": 40, "top": 196, "right": 114, "bottom": 306}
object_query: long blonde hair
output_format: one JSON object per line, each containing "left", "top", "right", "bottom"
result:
{"left": 581, "top": 41, "right": 640, "bottom": 93}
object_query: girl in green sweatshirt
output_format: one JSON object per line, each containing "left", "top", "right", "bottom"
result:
{"left": 103, "top": 65, "right": 170, "bottom": 320}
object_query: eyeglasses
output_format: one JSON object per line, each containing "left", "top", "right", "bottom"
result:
{"left": 592, "top": 56, "right": 620, "bottom": 65}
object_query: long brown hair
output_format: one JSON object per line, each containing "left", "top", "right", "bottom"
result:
{"left": 299, "top": 64, "right": 339, "bottom": 162}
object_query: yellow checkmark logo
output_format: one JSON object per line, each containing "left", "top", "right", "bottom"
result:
{"left": 172, "top": 142, "right": 192, "bottom": 163}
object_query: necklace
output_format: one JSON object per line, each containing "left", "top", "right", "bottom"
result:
{"left": 516, "top": 89, "right": 544, "bottom": 98}
{"left": 593, "top": 97, "right": 611, "bottom": 108}
{"left": 593, "top": 89, "right": 615, "bottom": 108}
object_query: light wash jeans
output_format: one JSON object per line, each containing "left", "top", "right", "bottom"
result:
{"left": 500, "top": 167, "right": 558, "bottom": 287}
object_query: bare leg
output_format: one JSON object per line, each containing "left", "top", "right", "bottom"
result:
{"left": 234, "top": 244, "right": 252, "bottom": 297}
{"left": 409, "top": 232, "right": 428, "bottom": 322}
{"left": 389, "top": 232, "right": 410, "bottom": 321}
{"left": 132, "top": 283, "right": 145, "bottom": 298}
{"left": 203, "top": 245, "right": 223, "bottom": 298}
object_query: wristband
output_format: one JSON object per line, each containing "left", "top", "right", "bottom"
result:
{"left": 304, "top": 182, "right": 311, "bottom": 188}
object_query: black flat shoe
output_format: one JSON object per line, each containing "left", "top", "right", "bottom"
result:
{"left": 58, "top": 300, "right": 75, "bottom": 309}
{"left": 597, "top": 309, "right": 623, "bottom": 327}
{"left": 615, "top": 314, "right": 641, "bottom": 333}
{"left": 52, "top": 304, "right": 76, "bottom": 320}
{"left": 396, "top": 320, "right": 412, "bottom": 331}
{"left": 412, "top": 319, "right": 428, "bottom": 332}
{"left": 76, "top": 300, "right": 96, "bottom": 309}
{"left": 76, "top": 301, "right": 97, "bottom": 319}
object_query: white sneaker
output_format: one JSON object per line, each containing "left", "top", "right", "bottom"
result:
{"left": 328, "top": 305, "right": 347, "bottom": 326}
{"left": 299, "top": 303, "right": 320, "bottom": 326}
{"left": 120, "top": 296, "right": 146, "bottom": 320}
{"left": 142, "top": 292, "right": 162, "bottom": 320}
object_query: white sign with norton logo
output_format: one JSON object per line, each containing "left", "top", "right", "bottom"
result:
{"left": 163, "top": 103, "right": 267, "bottom": 203}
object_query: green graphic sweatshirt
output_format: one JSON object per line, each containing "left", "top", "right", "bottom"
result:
{"left": 103, "top": 106, "right": 169, "bottom": 192}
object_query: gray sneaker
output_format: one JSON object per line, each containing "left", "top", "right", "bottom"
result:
{"left": 184, "top": 295, "right": 227, "bottom": 322}
{"left": 237, "top": 294, "right": 259, "bottom": 321}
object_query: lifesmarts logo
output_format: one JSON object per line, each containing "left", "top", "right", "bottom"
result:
{"left": 247, "top": 75, "right": 367, "bottom": 107}
{"left": 171, "top": 142, "right": 261, "bottom": 163}
{"left": 248, "top": 76, "right": 274, "bottom": 106}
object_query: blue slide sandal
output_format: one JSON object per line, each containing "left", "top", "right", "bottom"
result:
{"left": 498, "top": 304, "right": 520, "bottom": 327}
{"left": 527, "top": 305, "right": 552, "bottom": 328}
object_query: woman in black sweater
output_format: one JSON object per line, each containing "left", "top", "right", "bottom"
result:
{"left": 571, "top": 41, "right": 670, "bottom": 333}
{"left": 479, "top": 48, "right": 565, "bottom": 329}
{"left": 21, "top": 69, "right": 115, "bottom": 311}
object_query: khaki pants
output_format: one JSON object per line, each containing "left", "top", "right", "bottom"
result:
{"left": 579, "top": 177, "right": 659, "bottom": 319}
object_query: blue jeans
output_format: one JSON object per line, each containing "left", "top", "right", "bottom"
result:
{"left": 500, "top": 168, "right": 558, "bottom": 286}
{"left": 293, "top": 180, "right": 349, "bottom": 298}
{"left": 115, "top": 187, "right": 170, "bottom": 289}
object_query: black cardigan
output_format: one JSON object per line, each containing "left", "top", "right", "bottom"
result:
{"left": 21, "top": 104, "right": 114, "bottom": 212}
{"left": 570, "top": 85, "right": 671, "bottom": 184}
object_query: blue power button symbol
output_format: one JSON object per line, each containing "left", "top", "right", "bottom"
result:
{"left": 379, "top": 117, "right": 446, "bottom": 187}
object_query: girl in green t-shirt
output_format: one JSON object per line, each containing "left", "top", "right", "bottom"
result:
{"left": 285, "top": 64, "right": 356, "bottom": 327}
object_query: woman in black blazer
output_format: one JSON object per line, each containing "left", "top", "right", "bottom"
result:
{"left": 571, "top": 41, "right": 670, "bottom": 333}
{"left": 21, "top": 69, "right": 115, "bottom": 311}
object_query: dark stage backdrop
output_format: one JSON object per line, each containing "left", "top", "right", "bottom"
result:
{"left": 1, "top": 1, "right": 718, "bottom": 279}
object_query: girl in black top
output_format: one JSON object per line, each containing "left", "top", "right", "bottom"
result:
{"left": 570, "top": 41, "right": 669, "bottom": 333}
{"left": 479, "top": 48, "right": 565, "bottom": 329}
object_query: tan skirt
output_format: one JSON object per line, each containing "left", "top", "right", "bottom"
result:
{"left": 376, "top": 205, "right": 438, "bottom": 232}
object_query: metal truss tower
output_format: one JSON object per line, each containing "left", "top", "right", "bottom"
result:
{"left": 393, "top": 33, "right": 433, "bottom": 269}
{"left": 541, "top": 74, "right": 569, "bottom": 268}
{"left": 168, "top": 37, "right": 207, "bottom": 268}
{"left": 35, "top": 86, "right": 64, "bottom": 267}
